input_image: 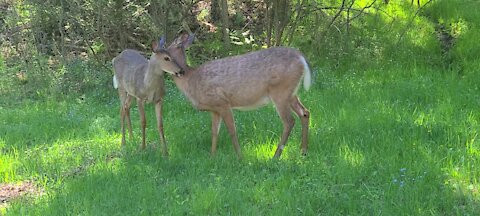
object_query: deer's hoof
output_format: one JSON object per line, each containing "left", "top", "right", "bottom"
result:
{"left": 301, "top": 150, "right": 307, "bottom": 157}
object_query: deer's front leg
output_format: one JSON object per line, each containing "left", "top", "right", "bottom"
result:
{"left": 218, "top": 108, "right": 242, "bottom": 159}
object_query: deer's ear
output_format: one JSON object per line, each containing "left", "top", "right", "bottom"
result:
{"left": 176, "top": 33, "right": 194, "bottom": 49}
{"left": 151, "top": 36, "right": 166, "bottom": 52}
{"left": 159, "top": 36, "right": 166, "bottom": 48}
{"left": 151, "top": 40, "right": 158, "bottom": 52}
{"left": 170, "top": 33, "right": 194, "bottom": 49}
{"left": 184, "top": 34, "right": 195, "bottom": 48}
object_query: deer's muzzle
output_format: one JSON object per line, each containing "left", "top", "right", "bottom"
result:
{"left": 176, "top": 69, "right": 185, "bottom": 77}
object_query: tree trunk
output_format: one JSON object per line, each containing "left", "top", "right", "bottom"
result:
{"left": 287, "top": 0, "right": 306, "bottom": 45}
{"left": 266, "top": 0, "right": 273, "bottom": 47}
{"left": 165, "top": 0, "right": 180, "bottom": 44}
{"left": 218, "top": 0, "right": 230, "bottom": 47}
{"left": 273, "top": 0, "right": 290, "bottom": 46}
{"left": 149, "top": 0, "right": 183, "bottom": 44}
{"left": 211, "top": 0, "right": 221, "bottom": 23}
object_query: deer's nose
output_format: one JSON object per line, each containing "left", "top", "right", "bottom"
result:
{"left": 175, "top": 69, "right": 184, "bottom": 77}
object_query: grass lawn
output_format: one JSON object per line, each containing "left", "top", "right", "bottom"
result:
{"left": 1, "top": 66, "right": 479, "bottom": 215}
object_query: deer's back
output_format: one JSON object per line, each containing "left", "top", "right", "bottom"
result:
{"left": 188, "top": 47, "right": 305, "bottom": 109}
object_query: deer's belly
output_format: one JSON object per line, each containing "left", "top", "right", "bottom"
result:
{"left": 233, "top": 96, "right": 271, "bottom": 111}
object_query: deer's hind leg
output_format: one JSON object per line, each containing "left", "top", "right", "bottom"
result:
{"left": 119, "top": 91, "right": 133, "bottom": 146}
{"left": 271, "top": 95, "right": 296, "bottom": 159}
{"left": 137, "top": 98, "right": 147, "bottom": 150}
{"left": 124, "top": 96, "right": 134, "bottom": 141}
{"left": 210, "top": 111, "right": 222, "bottom": 156}
{"left": 290, "top": 96, "right": 309, "bottom": 156}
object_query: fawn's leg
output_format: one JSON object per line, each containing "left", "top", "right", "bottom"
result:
{"left": 137, "top": 99, "right": 147, "bottom": 149}
{"left": 155, "top": 101, "right": 168, "bottom": 157}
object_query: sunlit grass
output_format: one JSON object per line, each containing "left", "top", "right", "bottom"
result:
{"left": 0, "top": 152, "right": 17, "bottom": 183}
{"left": 339, "top": 144, "right": 365, "bottom": 167}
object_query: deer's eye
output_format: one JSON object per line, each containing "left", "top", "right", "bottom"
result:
{"left": 164, "top": 57, "right": 171, "bottom": 61}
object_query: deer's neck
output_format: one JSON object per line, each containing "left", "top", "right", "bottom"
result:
{"left": 172, "top": 68, "right": 192, "bottom": 91}
{"left": 144, "top": 64, "right": 163, "bottom": 92}
{"left": 172, "top": 68, "right": 199, "bottom": 107}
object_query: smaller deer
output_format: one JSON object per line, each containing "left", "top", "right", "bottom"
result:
{"left": 112, "top": 37, "right": 182, "bottom": 156}
{"left": 166, "top": 33, "right": 311, "bottom": 159}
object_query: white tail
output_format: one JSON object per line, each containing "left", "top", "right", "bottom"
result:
{"left": 166, "top": 33, "right": 311, "bottom": 159}
{"left": 113, "top": 74, "right": 118, "bottom": 89}
{"left": 112, "top": 37, "right": 182, "bottom": 156}
{"left": 300, "top": 56, "right": 311, "bottom": 91}
{"left": 112, "top": 58, "right": 118, "bottom": 89}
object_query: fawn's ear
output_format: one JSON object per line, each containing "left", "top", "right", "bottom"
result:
{"left": 151, "top": 40, "right": 158, "bottom": 52}
{"left": 151, "top": 36, "right": 166, "bottom": 52}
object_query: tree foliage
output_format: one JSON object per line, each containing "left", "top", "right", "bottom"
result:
{"left": 0, "top": 1, "right": 443, "bottom": 59}
{"left": 1, "top": 0, "right": 478, "bottom": 100}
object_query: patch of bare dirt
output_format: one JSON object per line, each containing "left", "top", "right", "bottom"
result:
{"left": 0, "top": 181, "right": 42, "bottom": 208}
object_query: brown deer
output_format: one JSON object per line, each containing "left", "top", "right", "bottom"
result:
{"left": 166, "top": 33, "right": 311, "bottom": 159}
{"left": 112, "top": 37, "right": 182, "bottom": 156}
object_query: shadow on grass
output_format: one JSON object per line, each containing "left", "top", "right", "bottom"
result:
{"left": 0, "top": 98, "right": 122, "bottom": 184}
{"left": 0, "top": 99, "right": 117, "bottom": 150}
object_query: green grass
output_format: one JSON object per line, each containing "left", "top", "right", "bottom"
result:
{"left": 2, "top": 0, "right": 479, "bottom": 214}
{"left": 1, "top": 65, "right": 479, "bottom": 215}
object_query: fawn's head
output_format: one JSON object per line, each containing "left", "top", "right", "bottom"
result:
{"left": 150, "top": 36, "right": 183, "bottom": 76}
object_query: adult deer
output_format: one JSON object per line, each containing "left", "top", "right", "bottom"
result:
{"left": 166, "top": 33, "right": 311, "bottom": 159}
{"left": 112, "top": 37, "right": 182, "bottom": 156}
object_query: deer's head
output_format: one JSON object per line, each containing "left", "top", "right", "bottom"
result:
{"left": 150, "top": 36, "right": 184, "bottom": 76}
{"left": 167, "top": 33, "right": 195, "bottom": 72}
